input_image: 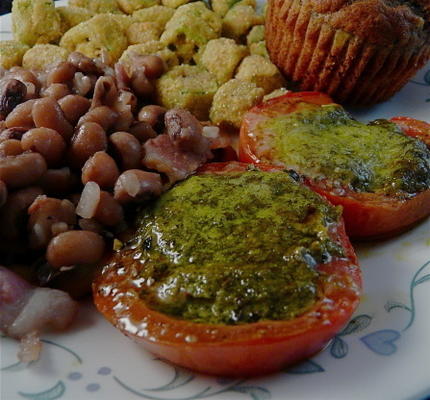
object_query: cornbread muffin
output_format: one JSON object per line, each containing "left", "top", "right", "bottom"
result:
{"left": 266, "top": 0, "right": 430, "bottom": 105}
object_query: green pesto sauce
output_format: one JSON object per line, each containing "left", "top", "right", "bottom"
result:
{"left": 261, "top": 104, "right": 430, "bottom": 196}
{"left": 133, "top": 170, "right": 343, "bottom": 325}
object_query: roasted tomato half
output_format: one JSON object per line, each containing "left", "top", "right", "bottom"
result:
{"left": 94, "top": 162, "right": 361, "bottom": 377}
{"left": 239, "top": 92, "right": 430, "bottom": 240}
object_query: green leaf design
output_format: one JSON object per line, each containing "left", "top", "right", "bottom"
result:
{"left": 339, "top": 314, "right": 372, "bottom": 336}
{"left": 413, "top": 274, "right": 430, "bottom": 287}
{"left": 145, "top": 367, "right": 194, "bottom": 391}
{"left": 330, "top": 336, "right": 348, "bottom": 359}
{"left": 384, "top": 301, "right": 411, "bottom": 313}
{"left": 233, "top": 386, "right": 271, "bottom": 400}
{"left": 18, "top": 381, "right": 65, "bottom": 400}
{"left": 424, "top": 69, "right": 430, "bottom": 85}
{"left": 286, "top": 360, "right": 324, "bottom": 374}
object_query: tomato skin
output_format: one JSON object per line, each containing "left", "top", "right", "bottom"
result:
{"left": 391, "top": 116, "right": 430, "bottom": 147}
{"left": 239, "top": 93, "right": 430, "bottom": 240}
{"left": 93, "top": 162, "right": 361, "bottom": 377}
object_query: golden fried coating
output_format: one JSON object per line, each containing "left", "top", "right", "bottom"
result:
{"left": 132, "top": 6, "right": 175, "bottom": 33}
{"left": 160, "top": 2, "right": 222, "bottom": 63}
{"left": 118, "top": 0, "right": 160, "bottom": 14}
{"left": 222, "top": 5, "right": 263, "bottom": 41}
{"left": 210, "top": 78, "right": 263, "bottom": 128}
{"left": 120, "top": 41, "right": 178, "bottom": 69}
{"left": 127, "top": 22, "right": 160, "bottom": 44}
{"left": 210, "top": 0, "right": 256, "bottom": 17}
{"left": 68, "top": 0, "right": 123, "bottom": 14}
{"left": 199, "top": 38, "right": 248, "bottom": 84}
{"left": 246, "top": 25, "right": 264, "bottom": 45}
{"left": 60, "top": 14, "right": 128, "bottom": 63}
{"left": 12, "top": 0, "right": 63, "bottom": 46}
{"left": 0, "top": 40, "right": 30, "bottom": 69}
{"left": 263, "top": 87, "right": 289, "bottom": 102}
{"left": 235, "top": 55, "right": 284, "bottom": 94}
{"left": 249, "top": 41, "right": 268, "bottom": 58}
{"left": 161, "top": 0, "right": 192, "bottom": 8}
{"left": 156, "top": 65, "right": 218, "bottom": 120}
{"left": 57, "top": 6, "right": 94, "bottom": 31}
{"left": 22, "top": 44, "right": 69, "bottom": 70}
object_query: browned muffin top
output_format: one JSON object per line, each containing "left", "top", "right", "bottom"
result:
{"left": 307, "top": 0, "right": 430, "bottom": 46}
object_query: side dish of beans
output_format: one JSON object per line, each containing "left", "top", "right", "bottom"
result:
{"left": 0, "top": 51, "right": 217, "bottom": 297}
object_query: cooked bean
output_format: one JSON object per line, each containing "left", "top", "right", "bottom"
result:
{"left": 6, "top": 67, "right": 39, "bottom": 88}
{"left": 139, "top": 55, "right": 166, "bottom": 80}
{"left": 46, "top": 230, "right": 105, "bottom": 268}
{"left": 68, "top": 52, "right": 102, "bottom": 75}
{"left": 46, "top": 62, "right": 77, "bottom": 86}
{"left": 91, "top": 76, "right": 118, "bottom": 109}
{"left": 109, "top": 131, "right": 142, "bottom": 170}
{"left": 72, "top": 72, "right": 94, "bottom": 97}
{"left": 128, "top": 121, "right": 157, "bottom": 142}
{"left": 78, "top": 218, "right": 103, "bottom": 234}
{"left": 51, "top": 222, "right": 69, "bottom": 236}
{"left": 114, "top": 169, "right": 162, "bottom": 204}
{"left": 0, "top": 127, "right": 27, "bottom": 142}
{"left": 0, "top": 139, "right": 23, "bottom": 157}
{"left": 0, "top": 79, "right": 27, "bottom": 120}
{"left": 42, "top": 83, "right": 70, "bottom": 100}
{"left": 118, "top": 90, "right": 137, "bottom": 113}
{"left": 94, "top": 191, "right": 123, "bottom": 227}
{"left": 58, "top": 95, "right": 90, "bottom": 125}
{"left": 82, "top": 151, "right": 119, "bottom": 189}
{"left": 138, "top": 105, "right": 166, "bottom": 128}
{"left": 39, "top": 168, "right": 77, "bottom": 196}
{"left": 77, "top": 106, "right": 118, "bottom": 131}
{"left": 21, "top": 128, "right": 66, "bottom": 166}
{"left": 0, "top": 153, "right": 47, "bottom": 189}
{"left": 69, "top": 122, "right": 107, "bottom": 168}
{"left": 5, "top": 99, "right": 36, "bottom": 129}
{"left": 28, "top": 196, "right": 76, "bottom": 249}
{"left": 131, "top": 70, "right": 153, "bottom": 98}
{"left": 76, "top": 181, "right": 101, "bottom": 219}
{"left": 0, "top": 186, "right": 43, "bottom": 239}
{"left": 0, "top": 180, "right": 7, "bottom": 207}
{"left": 32, "top": 98, "right": 73, "bottom": 142}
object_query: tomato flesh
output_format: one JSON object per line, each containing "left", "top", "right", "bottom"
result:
{"left": 93, "top": 162, "right": 361, "bottom": 377}
{"left": 239, "top": 92, "right": 430, "bottom": 240}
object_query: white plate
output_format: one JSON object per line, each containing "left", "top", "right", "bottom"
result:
{"left": 1, "top": 3, "right": 430, "bottom": 400}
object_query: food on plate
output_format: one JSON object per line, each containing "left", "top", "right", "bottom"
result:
{"left": 68, "top": 0, "right": 123, "bottom": 14}
{"left": 211, "top": 0, "right": 256, "bottom": 17}
{"left": 266, "top": 0, "right": 430, "bottom": 105}
{"left": 240, "top": 92, "right": 430, "bottom": 239}
{"left": 198, "top": 38, "right": 248, "bottom": 85}
{"left": 210, "top": 79, "right": 264, "bottom": 128}
{"left": 117, "top": 0, "right": 160, "bottom": 14}
{"left": 132, "top": 5, "right": 175, "bottom": 32}
{"left": 59, "top": 14, "right": 128, "bottom": 63}
{"left": 0, "top": 40, "right": 30, "bottom": 69}
{"left": 160, "top": 2, "right": 222, "bottom": 63}
{"left": 235, "top": 54, "right": 284, "bottom": 94}
{"left": 126, "top": 22, "right": 160, "bottom": 45}
{"left": 119, "top": 41, "right": 179, "bottom": 69}
{"left": 12, "top": 0, "right": 63, "bottom": 46}
{"left": 94, "top": 161, "right": 361, "bottom": 376}
{"left": 0, "top": 266, "right": 78, "bottom": 362}
{"left": 56, "top": 6, "right": 94, "bottom": 31}
{"left": 161, "top": 0, "right": 192, "bottom": 9}
{"left": 391, "top": 116, "right": 430, "bottom": 148}
{"left": 22, "top": 44, "right": 69, "bottom": 71}
{"left": 249, "top": 40, "right": 269, "bottom": 57}
{"left": 156, "top": 65, "right": 219, "bottom": 120}
{"left": 222, "top": 4, "right": 264, "bottom": 41}
{"left": 246, "top": 24, "right": 264, "bottom": 46}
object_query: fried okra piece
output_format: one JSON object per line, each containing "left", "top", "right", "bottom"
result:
{"left": 12, "top": 0, "right": 63, "bottom": 46}
{"left": 57, "top": 6, "right": 94, "bottom": 31}
{"left": 249, "top": 41, "right": 269, "bottom": 58}
{"left": 60, "top": 14, "right": 128, "bottom": 63}
{"left": 199, "top": 38, "right": 248, "bottom": 85}
{"left": 210, "top": 79, "right": 263, "bottom": 128}
{"left": 127, "top": 22, "right": 160, "bottom": 44}
{"left": 235, "top": 55, "right": 284, "bottom": 94}
{"left": 222, "top": 5, "right": 264, "bottom": 41}
{"left": 0, "top": 40, "right": 30, "bottom": 69}
{"left": 22, "top": 44, "right": 70, "bottom": 70}
{"left": 263, "top": 88, "right": 289, "bottom": 102}
{"left": 156, "top": 65, "right": 218, "bottom": 120}
{"left": 68, "top": 0, "right": 123, "bottom": 14}
{"left": 118, "top": 0, "right": 160, "bottom": 14}
{"left": 120, "top": 42, "right": 178, "bottom": 69}
{"left": 211, "top": 0, "right": 256, "bottom": 17}
{"left": 246, "top": 25, "right": 264, "bottom": 45}
{"left": 161, "top": 0, "right": 192, "bottom": 8}
{"left": 132, "top": 6, "right": 175, "bottom": 33}
{"left": 160, "top": 2, "right": 222, "bottom": 63}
